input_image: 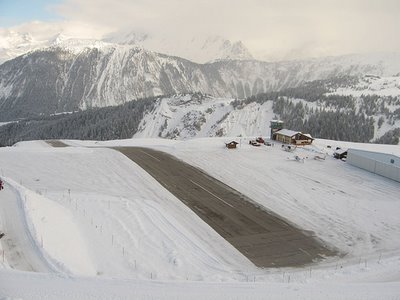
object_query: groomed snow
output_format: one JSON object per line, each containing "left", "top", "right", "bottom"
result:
{"left": 1, "top": 137, "right": 400, "bottom": 299}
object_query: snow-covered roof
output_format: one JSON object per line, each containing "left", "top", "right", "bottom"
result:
{"left": 334, "top": 149, "right": 348, "bottom": 155}
{"left": 275, "top": 129, "right": 300, "bottom": 137}
{"left": 275, "top": 129, "right": 314, "bottom": 139}
{"left": 303, "top": 133, "right": 313, "bottom": 139}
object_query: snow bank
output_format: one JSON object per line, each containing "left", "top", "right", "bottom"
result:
{"left": 20, "top": 183, "right": 97, "bottom": 275}
{"left": 0, "top": 177, "right": 96, "bottom": 275}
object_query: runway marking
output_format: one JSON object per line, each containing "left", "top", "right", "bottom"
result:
{"left": 189, "top": 179, "right": 234, "bottom": 209}
{"left": 140, "top": 150, "right": 161, "bottom": 162}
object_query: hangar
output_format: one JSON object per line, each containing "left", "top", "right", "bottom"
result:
{"left": 347, "top": 149, "right": 400, "bottom": 183}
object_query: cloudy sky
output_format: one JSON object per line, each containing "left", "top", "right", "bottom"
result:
{"left": 1, "top": 0, "right": 400, "bottom": 61}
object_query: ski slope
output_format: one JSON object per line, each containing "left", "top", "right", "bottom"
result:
{"left": 1, "top": 138, "right": 400, "bottom": 299}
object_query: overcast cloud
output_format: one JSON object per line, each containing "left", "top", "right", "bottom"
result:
{"left": 4, "top": 0, "right": 400, "bottom": 60}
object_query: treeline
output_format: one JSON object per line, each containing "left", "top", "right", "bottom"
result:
{"left": 303, "top": 111, "right": 375, "bottom": 142}
{"left": 374, "top": 128, "right": 400, "bottom": 145}
{"left": 232, "top": 76, "right": 359, "bottom": 107}
{"left": 231, "top": 76, "right": 399, "bottom": 143}
{"left": 272, "top": 97, "right": 375, "bottom": 142}
{"left": 0, "top": 97, "right": 156, "bottom": 146}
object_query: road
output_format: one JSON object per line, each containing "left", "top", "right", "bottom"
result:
{"left": 115, "top": 147, "right": 335, "bottom": 268}
{"left": 0, "top": 181, "right": 56, "bottom": 272}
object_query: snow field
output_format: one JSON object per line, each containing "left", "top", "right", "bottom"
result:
{"left": 67, "top": 138, "right": 400, "bottom": 271}
{"left": 1, "top": 138, "right": 400, "bottom": 299}
{"left": 0, "top": 145, "right": 255, "bottom": 281}
{"left": 331, "top": 75, "right": 400, "bottom": 98}
{"left": 1, "top": 267, "right": 400, "bottom": 300}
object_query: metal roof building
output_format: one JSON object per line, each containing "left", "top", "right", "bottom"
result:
{"left": 347, "top": 149, "right": 400, "bottom": 182}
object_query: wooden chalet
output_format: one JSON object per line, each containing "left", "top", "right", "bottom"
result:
{"left": 225, "top": 141, "right": 239, "bottom": 149}
{"left": 272, "top": 129, "right": 314, "bottom": 145}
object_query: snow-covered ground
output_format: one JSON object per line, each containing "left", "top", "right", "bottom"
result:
{"left": 1, "top": 137, "right": 400, "bottom": 299}
{"left": 134, "top": 95, "right": 275, "bottom": 139}
{"left": 330, "top": 75, "right": 400, "bottom": 98}
{"left": 0, "top": 121, "right": 14, "bottom": 127}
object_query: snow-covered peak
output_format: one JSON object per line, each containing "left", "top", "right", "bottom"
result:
{"left": 0, "top": 29, "right": 49, "bottom": 63}
{"left": 102, "top": 30, "right": 254, "bottom": 63}
{"left": 49, "top": 33, "right": 70, "bottom": 45}
{"left": 149, "top": 34, "right": 254, "bottom": 63}
{"left": 0, "top": 28, "right": 254, "bottom": 64}
{"left": 103, "top": 30, "right": 149, "bottom": 45}
{"left": 49, "top": 38, "right": 113, "bottom": 52}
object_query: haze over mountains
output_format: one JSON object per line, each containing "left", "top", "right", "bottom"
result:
{"left": 0, "top": 29, "right": 253, "bottom": 64}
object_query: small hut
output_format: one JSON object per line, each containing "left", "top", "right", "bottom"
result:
{"left": 225, "top": 141, "right": 239, "bottom": 149}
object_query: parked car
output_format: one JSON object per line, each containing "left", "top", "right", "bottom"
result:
{"left": 256, "top": 137, "right": 265, "bottom": 144}
{"left": 249, "top": 140, "right": 261, "bottom": 146}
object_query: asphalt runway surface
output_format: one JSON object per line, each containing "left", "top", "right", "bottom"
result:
{"left": 45, "top": 140, "right": 335, "bottom": 267}
{"left": 115, "top": 147, "right": 335, "bottom": 268}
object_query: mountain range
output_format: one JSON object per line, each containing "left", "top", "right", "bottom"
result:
{"left": 1, "top": 36, "right": 400, "bottom": 121}
{"left": 0, "top": 32, "right": 399, "bottom": 145}
{"left": 1, "top": 73, "right": 399, "bottom": 146}
{"left": 0, "top": 30, "right": 253, "bottom": 64}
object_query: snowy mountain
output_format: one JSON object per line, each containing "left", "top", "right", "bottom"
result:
{"left": 1, "top": 40, "right": 400, "bottom": 121}
{"left": 104, "top": 31, "right": 254, "bottom": 63}
{"left": 133, "top": 82, "right": 400, "bottom": 143}
{"left": 134, "top": 94, "right": 274, "bottom": 139}
{"left": 0, "top": 29, "right": 252, "bottom": 65}
{"left": 1, "top": 73, "right": 399, "bottom": 145}
{"left": 0, "top": 30, "right": 48, "bottom": 64}
{"left": 0, "top": 29, "right": 75, "bottom": 64}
